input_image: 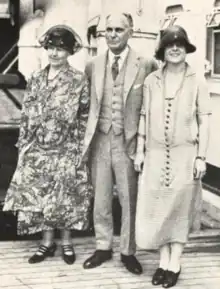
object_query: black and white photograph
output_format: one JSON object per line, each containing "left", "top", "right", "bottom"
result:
{"left": 0, "top": 0, "right": 219, "bottom": 288}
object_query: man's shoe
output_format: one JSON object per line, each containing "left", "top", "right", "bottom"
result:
{"left": 152, "top": 268, "right": 166, "bottom": 285}
{"left": 121, "top": 254, "right": 143, "bottom": 275}
{"left": 83, "top": 250, "right": 112, "bottom": 269}
{"left": 28, "top": 243, "right": 57, "bottom": 264}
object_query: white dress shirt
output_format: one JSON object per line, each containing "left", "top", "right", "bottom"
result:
{"left": 108, "top": 46, "right": 130, "bottom": 71}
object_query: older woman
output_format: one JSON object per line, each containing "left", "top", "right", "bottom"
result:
{"left": 3, "top": 25, "right": 93, "bottom": 265}
{"left": 134, "top": 25, "right": 211, "bottom": 288}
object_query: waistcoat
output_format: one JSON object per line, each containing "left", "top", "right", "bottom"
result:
{"left": 98, "top": 59, "right": 126, "bottom": 135}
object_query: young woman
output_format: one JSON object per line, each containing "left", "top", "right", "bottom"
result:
{"left": 3, "top": 25, "right": 93, "bottom": 265}
{"left": 135, "top": 25, "right": 211, "bottom": 287}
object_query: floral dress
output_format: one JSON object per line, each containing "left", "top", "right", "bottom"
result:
{"left": 3, "top": 63, "right": 93, "bottom": 235}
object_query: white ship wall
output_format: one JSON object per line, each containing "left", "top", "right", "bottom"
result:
{"left": 18, "top": 0, "right": 163, "bottom": 79}
{"left": 17, "top": 0, "right": 220, "bottom": 168}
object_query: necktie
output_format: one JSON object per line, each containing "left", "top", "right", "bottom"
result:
{"left": 111, "top": 56, "right": 120, "bottom": 81}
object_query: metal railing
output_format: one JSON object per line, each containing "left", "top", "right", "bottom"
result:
{"left": 0, "top": 41, "right": 17, "bottom": 72}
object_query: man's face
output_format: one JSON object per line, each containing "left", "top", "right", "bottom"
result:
{"left": 105, "top": 14, "right": 133, "bottom": 54}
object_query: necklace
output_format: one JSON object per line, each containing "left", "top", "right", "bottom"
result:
{"left": 163, "top": 64, "right": 186, "bottom": 100}
{"left": 162, "top": 64, "right": 187, "bottom": 145}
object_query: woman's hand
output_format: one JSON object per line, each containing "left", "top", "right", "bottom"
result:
{"left": 134, "top": 152, "right": 145, "bottom": 173}
{"left": 193, "top": 158, "right": 206, "bottom": 180}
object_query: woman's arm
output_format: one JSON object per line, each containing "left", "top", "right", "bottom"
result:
{"left": 196, "top": 77, "right": 211, "bottom": 158}
{"left": 194, "top": 77, "right": 211, "bottom": 179}
{"left": 197, "top": 114, "right": 210, "bottom": 158}
{"left": 134, "top": 83, "right": 148, "bottom": 172}
{"left": 16, "top": 75, "right": 34, "bottom": 151}
{"left": 136, "top": 112, "right": 146, "bottom": 154}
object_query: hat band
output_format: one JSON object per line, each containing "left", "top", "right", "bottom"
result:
{"left": 46, "top": 38, "right": 73, "bottom": 54}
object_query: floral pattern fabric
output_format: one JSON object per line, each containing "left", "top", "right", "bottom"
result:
{"left": 3, "top": 63, "right": 93, "bottom": 235}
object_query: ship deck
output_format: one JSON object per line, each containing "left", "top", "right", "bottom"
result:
{"left": 0, "top": 230, "right": 220, "bottom": 289}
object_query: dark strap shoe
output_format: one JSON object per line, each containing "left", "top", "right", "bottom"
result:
{"left": 83, "top": 250, "right": 112, "bottom": 269}
{"left": 62, "top": 244, "right": 76, "bottom": 265}
{"left": 163, "top": 269, "right": 181, "bottom": 288}
{"left": 121, "top": 254, "right": 143, "bottom": 275}
{"left": 28, "top": 243, "right": 57, "bottom": 264}
{"left": 152, "top": 268, "right": 167, "bottom": 285}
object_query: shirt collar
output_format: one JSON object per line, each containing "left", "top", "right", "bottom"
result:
{"left": 108, "top": 46, "right": 130, "bottom": 66}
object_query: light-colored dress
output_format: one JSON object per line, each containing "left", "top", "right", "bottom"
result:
{"left": 135, "top": 64, "right": 211, "bottom": 249}
{"left": 3, "top": 63, "right": 93, "bottom": 235}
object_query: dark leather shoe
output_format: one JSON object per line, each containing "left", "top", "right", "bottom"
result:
{"left": 121, "top": 254, "right": 143, "bottom": 275}
{"left": 83, "top": 250, "right": 112, "bottom": 269}
{"left": 28, "top": 243, "right": 57, "bottom": 264}
{"left": 163, "top": 269, "right": 181, "bottom": 288}
{"left": 152, "top": 268, "right": 166, "bottom": 285}
{"left": 62, "top": 244, "right": 76, "bottom": 265}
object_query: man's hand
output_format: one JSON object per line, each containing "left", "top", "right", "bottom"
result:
{"left": 134, "top": 152, "right": 145, "bottom": 173}
{"left": 193, "top": 158, "right": 206, "bottom": 180}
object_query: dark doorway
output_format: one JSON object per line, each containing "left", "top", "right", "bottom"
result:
{"left": 0, "top": 0, "right": 20, "bottom": 73}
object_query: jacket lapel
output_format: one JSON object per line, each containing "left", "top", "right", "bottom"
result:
{"left": 123, "top": 49, "right": 140, "bottom": 105}
{"left": 94, "top": 52, "right": 107, "bottom": 104}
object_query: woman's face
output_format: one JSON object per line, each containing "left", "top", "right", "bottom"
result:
{"left": 164, "top": 42, "right": 186, "bottom": 64}
{"left": 47, "top": 45, "right": 69, "bottom": 68}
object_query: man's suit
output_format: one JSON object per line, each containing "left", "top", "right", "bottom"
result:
{"left": 83, "top": 47, "right": 157, "bottom": 255}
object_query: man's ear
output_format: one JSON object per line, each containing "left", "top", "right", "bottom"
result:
{"left": 129, "top": 28, "right": 134, "bottom": 38}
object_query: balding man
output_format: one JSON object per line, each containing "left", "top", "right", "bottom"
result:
{"left": 82, "top": 13, "right": 157, "bottom": 274}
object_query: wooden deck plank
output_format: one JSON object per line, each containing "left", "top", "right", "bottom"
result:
{"left": 0, "top": 236, "right": 220, "bottom": 289}
{"left": 1, "top": 251, "right": 219, "bottom": 264}
{"left": 1, "top": 264, "right": 219, "bottom": 279}
{"left": 0, "top": 261, "right": 219, "bottom": 274}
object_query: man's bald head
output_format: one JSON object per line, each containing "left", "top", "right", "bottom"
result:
{"left": 106, "top": 13, "right": 134, "bottom": 28}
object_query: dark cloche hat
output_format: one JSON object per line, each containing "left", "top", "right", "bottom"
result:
{"left": 155, "top": 25, "right": 196, "bottom": 61}
{"left": 39, "top": 24, "right": 82, "bottom": 55}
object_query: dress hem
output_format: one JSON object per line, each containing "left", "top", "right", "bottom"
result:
{"left": 136, "top": 238, "right": 187, "bottom": 250}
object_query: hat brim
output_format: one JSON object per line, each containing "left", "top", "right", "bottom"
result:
{"left": 155, "top": 41, "right": 196, "bottom": 61}
{"left": 39, "top": 24, "right": 82, "bottom": 54}
{"left": 185, "top": 42, "right": 196, "bottom": 53}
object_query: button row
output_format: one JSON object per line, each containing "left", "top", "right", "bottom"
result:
{"left": 163, "top": 100, "right": 173, "bottom": 187}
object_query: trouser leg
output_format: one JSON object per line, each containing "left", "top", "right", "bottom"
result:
{"left": 91, "top": 131, "right": 113, "bottom": 250}
{"left": 112, "top": 133, "right": 138, "bottom": 255}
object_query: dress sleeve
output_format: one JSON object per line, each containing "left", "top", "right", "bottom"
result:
{"left": 16, "top": 74, "right": 34, "bottom": 150}
{"left": 138, "top": 78, "right": 151, "bottom": 138}
{"left": 140, "top": 98, "right": 146, "bottom": 116}
{"left": 136, "top": 80, "right": 151, "bottom": 155}
{"left": 77, "top": 75, "right": 90, "bottom": 156}
{"left": 196, "top": 77, "right": 212, "bottom": 115}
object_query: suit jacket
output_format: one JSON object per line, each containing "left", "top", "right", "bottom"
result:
{"left": 82, "top": 48, "right": 157, "bottom": 160}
